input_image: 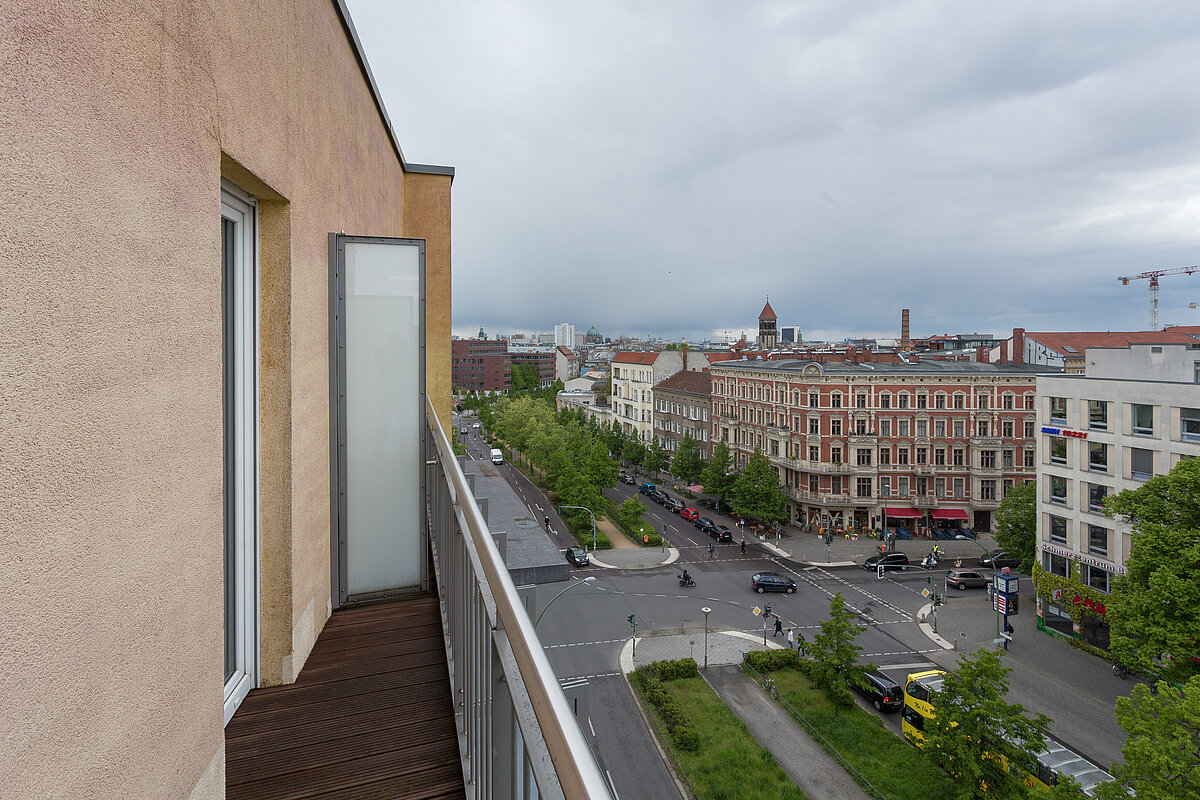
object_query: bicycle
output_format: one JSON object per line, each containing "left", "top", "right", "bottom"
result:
{"left": 1112, "top": 663, "right": 1131, "bottom": 679}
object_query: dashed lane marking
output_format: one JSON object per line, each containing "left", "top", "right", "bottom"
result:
{"left": 544, "top": 638, "right": 629, "bottom": 650}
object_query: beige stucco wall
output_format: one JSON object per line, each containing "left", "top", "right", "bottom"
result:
{"left": 0, "top": 1, "right": 451, "bottom": 797}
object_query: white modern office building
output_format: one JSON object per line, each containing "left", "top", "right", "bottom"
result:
{"left": 554, "top": 322, "right": 576, "bottom": 349}
{"left": 1035, "top": 342, "right": 1200, "bottom": 648}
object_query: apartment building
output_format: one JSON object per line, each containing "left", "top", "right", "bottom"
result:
{"left": 611, "top": 350, "right": 710, "bottom": 441}
{"left": 556, "top": 345, "right": 581, "bottom": 381}
{"left": 652, "top": 370, "right": 714, "bottom": 459}
{"left": 989, "top": 327, "right": 1200, "bottom": 372}
{"left": 710, "top": 360, "right": 1049, "bottom": 533}
{"left": 452, "top": 337, "right": 511, "bottom": 392}
{"left": 1035, "top": 342, "right": 1200, "bottom": 650}
{"left": 510, "top": 344, "right": 556, "bottom": 385}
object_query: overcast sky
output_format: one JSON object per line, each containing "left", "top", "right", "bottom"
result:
{"left": 346, "top": 1, "right": 1200, "bottom": 343}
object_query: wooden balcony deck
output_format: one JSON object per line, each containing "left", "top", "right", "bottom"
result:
{"left": 226, "top": 595, "right": 465, "bottom": 800}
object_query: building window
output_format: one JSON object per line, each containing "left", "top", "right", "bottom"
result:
{"left": 898, "top": 477, "right": 909, "bottom": 497}
{"left": 1002, "top": 449, "right": 1013, "bottom": 468}
{"left": 897, "top": 448, "right": 910, "bottom": 465}
{"left": 935, "top": 393, "right": 946, "bottom": 409}
{"left": 856, "top": 418, "right": 868, "bottom": 434}
{"left": 856, "top": 477, "right": 872, "bottom": 497}
{"left": 809, "top": 474, "right": 819, "bottom": 493}
{"left": 809, "top": 445, "right": 820, "bottom": 461}
{"left": 1050, "top": 475, "right": 1067, "bottom": 505}
{"left": 1088, "top": 400, "right": 1108, "bottom": 430}
{"left": 1181, "top": 407, "right": 1200, "bottom": 442}
{"left": 916, "top": 447, "right": 927, "bottom": 464}
{"left": 953, "top": 448, "right": 965, "bottom": 466}
{"left": 935, "top": 420, "right": 946, "bottom": 438}
{"left": 977, "top": 394, "right": 989, "bottom": 410}
{"left": 953, "top": 420, "right": 965, "bottom": 437}
{"left": 916, "top": 419, "right": 927, "bottom": 437}
{"left": 880, "top": 476, "right": 891, "bottom": 496}
{"left": 1043, "top": 551, "right": 1069, "bottom": 577}
{"left": 857, "top": 394, "right": 868, "bottom": 409}
{"left": 1050, "top": 437, "right": 1067, "bottom": 465}
{"left": 831, "top": 418, "right": 843, "bottom": 436}
{"left": 980, "top": 480, "right": 996, "bottom": 500}
{"left": 953, "top": 478, "right": 964, "bottom": 498}
{"left": 222, "top": 183, "right": 259, "bottom": 725}
{"left": 1130, "top": 447, "right": 1153, "bottom": 480}
{"left": 980, "top": 450, "right": 996, "bottom": 468}
{"left": 856, "top": 448, "right": 872, "bottom": 466}
{"left": 1024, "top": 449, "right": 1035, "bottom": 468}
{"left": 1083, "top": 565, "right": 1111, "bottom": 593}
{"left": 1003, "top": 394, "right": 1014, "bottom": 410}
{"left": 1024, "top": 420, "right": 1035, "bottom": 438}
{"left": 1131, "top": 403, "right": 1153, "bottom": 436}
{"left": 898, "top": 394, "right": 909, "bottom": 409}
{"left": 880, "top": 419, "right": 891, "bottom": 437}
{"left": 1088, "top": 441, "right": 1108, "bottom": 473}
{"left": 953, "top": 394, "right": 965, "bottom": 410}
{"left": 1002, "top": 420, "right": 1014, "bottom": 437}
{"left": 831, "top": 476, "right": 842, "bottom": 494}
{"left": 809, "top": 392, "right": 819, "bottom": 407}
{"left": 809, "top": 417, "right": 820, "bottom": 434}
{"left": 831, "top": 393, "right": 842, "bottom": 409}
{"left": 1088, "top": 483, "right": 1108, "bottom": 512}
{"left": 1049, "top": 515, "right": 1068, "bottom": 543}
{"left": 831, "top": 446, "right": 843, "bottom": 463}
{"left": 917, "top": 477, "right": 928, "bottom": 496}
{"left": 1049, "top": 396, "right": 1067, "bottom": 422}
{"left": 977, "top": 420, "right": 990, "bottom": 437}
{"left": 898, "top": 419, "right": 910, "bottom": 437}
{"left": 1002, "top": 478, "right": 1014, "bottom": 497}
{"left": 880, "top": 394, "right": 891, "bottom": 409}
{"left": 1088, "top": 525, "right": 1109, "bottom": 557}
{"left": 935, "top": 478, "right": 945, "bottom": 497}
{"left": 934, "top": 448, "right": 946, "bottom": 466}
{"left": 879, "top": 448, "right": 891, "bottom": 465}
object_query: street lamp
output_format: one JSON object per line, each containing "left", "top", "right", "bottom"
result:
{"left": 534, "top": 576, "right": 596, "bottom": 627}
{"left": 955, "top": 534, "right": 1001, "bottom": 645}
{"left": 556, "top": 504, "right": 597, "bottom": 552}
{"left": 701, "top": 607, "right": 712, "bottom": 670}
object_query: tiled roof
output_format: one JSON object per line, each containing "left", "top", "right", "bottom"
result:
{"left": 1027, "top": 329, "right": 1200, "bottom": 354}
{"left": 654, "top": 370, "right": 712, "bottom": 396}
{"left": 759, "top": 300, "right": 777, "bottom": 320}
{"left": 704, "top": 352, "right": 742, "bottom": 363}
{"left": 713, "top": 359, "right": 1050, "bottom": 376}
{"left": 613, "top": 352, "right": 659, "bottom": 364}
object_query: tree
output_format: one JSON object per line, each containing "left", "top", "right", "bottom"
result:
{"left": 730, "top": 448, "right": 787, "bottom": 526}
{"left": 643, "top": 437, "right": 669, "bottom": 476}
{"left": 807, "top": 592, "right": 874, "bottom": 716}
{"left": 1094, "top": 676, "right": 1200, "bottom": 800}
{"left": 510, "top": 361, "right": 540, "bottom": 392}
{"left": 700, "top": 440, "right": 735, "bottom": 507}
{"left": 922, "top": 649, "right": 1051, "bottom": 800}
{"left": 621, "top": 437, "right": 646, "bottom": 468}
{"left": 994, "top": 480, "right": 1037, "bottom": 572}
{"left": 1104, "top": 457, "right": 1200, "bottom": 683}
{"left": 670, "top": 431, "right": 704, "bottom": 486}
{"left": 617, "top": 498, "right": 647, "bottom": 530}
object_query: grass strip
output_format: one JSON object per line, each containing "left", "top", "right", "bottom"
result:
{"left": 631, "top": 668, "right": 807, "bottom": 799}
{"left": 762, "top": 666, "right": 956, "bottom": 800}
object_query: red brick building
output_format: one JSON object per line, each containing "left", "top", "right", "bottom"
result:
{"left": 510, "top": 349, "right": 555, "bottom": 386}
{"left": 710, "top": 359, "right": 1048, "bottom": 533}
{"left": 452, "top": 338, "right": 510, "bottom": 392}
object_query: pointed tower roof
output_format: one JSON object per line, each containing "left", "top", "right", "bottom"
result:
{"left": 759, "top": 299, "right": 777, "bottom": 320}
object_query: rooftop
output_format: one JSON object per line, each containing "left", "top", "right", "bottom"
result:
{"left": 712, "top": 359, "right": 1054, "bottom": 377}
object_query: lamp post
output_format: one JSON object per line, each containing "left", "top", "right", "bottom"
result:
{"left": 955, "top": 534, "right": 1001, "bottom": 644}
{"left": 534, "top": 576, "right": 596, "bottom": 627}
{"left": 557, "top": 504, "right": 597, "bottom": 552}
{"left": 701, "top": 607, "right": 712, "bottom": 669}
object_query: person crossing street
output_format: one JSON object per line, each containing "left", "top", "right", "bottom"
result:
{"left": 773, "top": 617, "right": 783, "bottom": 637}
{"left": 707, "top": 542, "right": 715, "bottom": 559}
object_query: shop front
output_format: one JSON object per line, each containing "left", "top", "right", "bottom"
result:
{"left": 1035, "top": 544, "right": 1122, "bottom": 651}
{"left": 882, "top": 506, "right": 920, "bottom": 538}
{"left": 929, "top": 507, "right": 969, "bottom": 536}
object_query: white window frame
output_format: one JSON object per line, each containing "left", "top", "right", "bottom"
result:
{"left": 222, "top": 182, "right": 260, "bottom": 726}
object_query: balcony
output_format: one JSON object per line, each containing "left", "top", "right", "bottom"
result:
{"left": 226, "top": 402, "right": 612, "bottom": 800}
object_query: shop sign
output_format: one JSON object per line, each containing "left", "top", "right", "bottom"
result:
{"left": 1039, "top": 543, "right": 1127, "bottom": 575}
{"left": 1041, "top": 425, "right": 1088, "bottom": 439}
{"left": 1073, "top": 594, "right": 1108, "bottom": 616}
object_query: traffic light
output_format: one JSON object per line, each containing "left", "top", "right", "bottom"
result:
{"left": 824, "top": 531, "right": 833, "bottom": 545}
{"left": 763, "top": 604, "right": 773, "bottom": 619}
{"left": 627, "top": 614, "right": 636, "bottom": 627}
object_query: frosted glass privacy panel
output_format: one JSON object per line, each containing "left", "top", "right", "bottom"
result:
{"left": 343, "top": 240, "right": 422, "bottom": 594}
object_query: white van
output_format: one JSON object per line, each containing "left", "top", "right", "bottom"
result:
{"left": 490, "top": 448, "right": 504, "bottom": 465}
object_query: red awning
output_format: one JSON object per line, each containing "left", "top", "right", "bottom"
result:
{"left": 930, "top": 508, "right": 970, "bottom": 520}
{"left": 883, "top": 507, "right": 921, "bottom": 519}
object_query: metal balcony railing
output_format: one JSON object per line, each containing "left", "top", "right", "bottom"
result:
{"left": 425, "top": 400, "right": 613, "bottom": 800}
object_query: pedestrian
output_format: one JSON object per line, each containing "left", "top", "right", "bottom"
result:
{"left": 787, "top": 628, "right": 794, "bottom": 648}
{"left": 773, "top": 617, "right": 783, "bottom": 637}
{"left": 708, "top": 542, "right": 715, "bottom": 559}
{"left": 796, "top": 631, "right": 807, "bottom": 654}
{"left": 740, "top": 536, "right": 746, "bottom": 555}
{"left": 544, "top": 515, "right": 550, "bottom": 531}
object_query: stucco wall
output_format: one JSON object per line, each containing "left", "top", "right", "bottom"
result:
{"left": 0, "top": 1, "right": 450, "bottom": 797}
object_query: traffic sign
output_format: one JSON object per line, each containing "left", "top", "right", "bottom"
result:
{"left": 753, "top": 606, "right": 762, "bottom": 617}
{"left": 921, "top": 588, "right": 931, "bottom": 598}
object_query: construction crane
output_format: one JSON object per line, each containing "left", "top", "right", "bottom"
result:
{"left": 1117, "top": 265, "right": 1198, "bottom": 330}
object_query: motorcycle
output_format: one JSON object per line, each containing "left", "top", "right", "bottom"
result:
{"left": 922, "top": 553, "right": 940, "bottom": 570}
{"left": 678, "top": 574, "right": 696, "bottom": 587}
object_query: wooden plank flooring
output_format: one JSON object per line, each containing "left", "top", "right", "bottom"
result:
{"left": 226, "top": 595, "right": 465, "bottom": 800}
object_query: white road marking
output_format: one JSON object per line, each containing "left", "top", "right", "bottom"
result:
{"left": 876, "top": 661, "right": 940, "bottom": 672}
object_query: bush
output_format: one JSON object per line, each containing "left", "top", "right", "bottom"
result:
{"left": 744, "top": 649, "right": 802, "bottom": 674}
{"left": 631, "top": 660, "right": 703, "bottom": 751}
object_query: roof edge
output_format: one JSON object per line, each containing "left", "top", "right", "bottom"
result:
{"left": 332, "top": 0, "right": 456, "bottom": 178}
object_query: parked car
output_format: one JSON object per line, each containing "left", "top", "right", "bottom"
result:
{"left": 652, "top": 489, "right": 670, "bottom": 504}
{"left": 751, "top": 572, "right": 796, "bottom": 593}
{"left": 564, "top": 546, "right": 589, "bottom": 567}
{"left": 863, "top": 552, "right": 910, "bottom": 571}
{"left": 680, "top": 507, "right": 700, "bottom": 522}
{"left": 472, "top": 422, "right": 481, "bottom": 429}
{"left": 978, "top": 549, "right": 1021, "bottom": 569}
{"left": 852, "top": 671, "right": 904, "bottom": 712}
{"left": 694, "top": 516, "right": 715, "bottom": 533}
{"left": 663, "top": 498, "right": 684, "bottom": 512}
{"left": 945, "top": 568, "right": 989, "bottom": 590}
{"left": 620, "top": 473, "right": 636, "bottom": 485}
{"left": 459, "top": 426, "right": 469, "bottom": 435}
{"left": 712, "top": 525, "right": 733, "bottom": 542}
{"left": 638, "top": 482, "right": 656, "bottom": 495}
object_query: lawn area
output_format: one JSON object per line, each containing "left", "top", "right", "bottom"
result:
{"left": 632, "top": 662, "right": 807, "bottom": 800}
{"left": 761, "top": 665, "right": 957, "bottom": 800}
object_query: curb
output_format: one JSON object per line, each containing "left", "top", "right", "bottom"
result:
{"left": 590, "top": 547, "right": 679, "bottom": 570}
{"left": 916, "top": 603, "right": 955, "bottom": 650}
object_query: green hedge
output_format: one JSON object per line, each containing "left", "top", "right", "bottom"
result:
{"left": 631, "top": 659, "right": 702, "bottom": 751}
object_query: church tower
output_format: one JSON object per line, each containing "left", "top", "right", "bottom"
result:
{"left": 757, "top": 299, "right": 777, "bottom": 349}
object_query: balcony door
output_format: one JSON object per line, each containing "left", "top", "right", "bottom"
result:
{"left": 329, "top": 234, "right": 427, "bottom": 608}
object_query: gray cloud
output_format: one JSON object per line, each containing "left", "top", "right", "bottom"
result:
{"left": 348, "top": 0, "right": 1200, "bottom": 342}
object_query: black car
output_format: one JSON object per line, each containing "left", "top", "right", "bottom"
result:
{"left": 751, "top": 572, "right": 796, "bottom": 593}
{"left": 564, "top": 546, "right": 589, "bottom": 567}
{"left": 663, "top": 498, "right": 684, "bottom": 512}
{"left": 652, "top": 489, "right": 670, "bottom": 504}
{"left": 863, "top": 552, "right": 910, "bottom": 571}
{"left": 694, "top": 516, "right": 715, "bottom": 532}
{"left": 712, "top": 524, "right": 733, "bottom": 542}
{"left": 620, "top": 473, "right": 636, "bottom": 485}
{"left": 852, "top": 671, "right": 904, "bottom": 712}
{"left": 978, "top": 549, "right": 1021, "bottom": 569}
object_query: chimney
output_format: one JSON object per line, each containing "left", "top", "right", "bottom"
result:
{"left": 975, "top": 345, "right": 986, "bottom": 362}
{"left": 901, "top": 309, "right": 911, "bottom": 349}
{"left": 1012, "top": 328, "right": 1025, "bottom": 365}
